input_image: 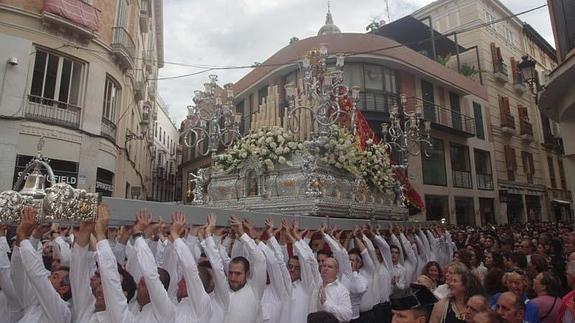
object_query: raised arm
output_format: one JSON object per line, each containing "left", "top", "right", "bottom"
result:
{"left": 231, "top": 216, "right": 267, "bottom": 300}
{"left": 17, "top": 207, "right": 71, "bottom": 323}
{"left": 203, "top": 214, "right": 230, "bottom": 310}
{"left": 0, "top": 226, "right": 22, "bottom": 315}
{"left": 132, "top": 210, "right": 175, "bottom": 322}
{"left": 171, "top": 211, "right": 211, "bottom": 318}
{"left": 70, "top": 220, "right": 96, "bottom": 322}
{"left": 95, "top": 205, "right": 134, "bottom": 323}
{"left": 265, "top": 219, "right": 292, "bottom": 299}
{"left": 374, "top": 233, "right": 392, "bottom": 271}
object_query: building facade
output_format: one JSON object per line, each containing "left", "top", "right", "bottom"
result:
{"left": 151, "top": 96, "right": 178, "bottom": 201}
{"left": 0, "top": 0, "right": 163, "bottom": 199}
{"left": 412, "top": 0, "right": 572, "bottom": 223}
{"left": 538, "top": 0, "right": 575, "bottom": 214}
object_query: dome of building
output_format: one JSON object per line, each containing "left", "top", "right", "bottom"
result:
{"left": 317, "top": 5, "right": 341, "bottom": 36}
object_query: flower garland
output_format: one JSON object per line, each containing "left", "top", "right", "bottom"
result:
{"left": 357, "top": 139, "right": 396, "bottom": 194}
{"left": 214, "top": 126, "right": 303, "bottom": 172}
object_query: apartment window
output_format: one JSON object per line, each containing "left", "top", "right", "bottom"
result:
{"left": 421, "top": 80, "right": 435, "bottom": 121}
{"left": 455, "top": 197, "right": 475, "bottom": 226}
{"left": 558, "top": 158, "right": 567, "bottom": 190}
{"left": 154, "top": 122, "right": 158, "bottom": 137}
{"left": 449, "top": 92, "right": 462, "bottom": 131}
{"left": 451, "top": 143, "right": 472, "bottom": 188}
{"left": 548, "top": 156, "right": 557, "bottom": 188}
{"left": 504, "top": 145, "right": 517, "bottom": 181}
{"left": 490, "top": 43, "right": 506, "bottom": 75}
{"left": 422, "top": 138, "right": 447, "bottom": 186}
{"left": 473, "top": 102, "right": 485, "bottom": 140}
{"left": 521, "top": 151, "right": 535, "bottom": 184}
{"left": 30, "top": 49, "right": 83, "bottom": 108}
{"left": 425, "top": 195, "right": 448, "bottom": 221}
{"left": 343, "top": 63, "right": 397, "bottom": 113}
{"left": 474, "top": 149, "right": 493, "bottom": 190}
{"left": 102, "top": 77, "right": 119, "bottom": 122}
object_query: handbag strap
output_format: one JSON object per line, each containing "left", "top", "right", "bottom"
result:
{"left": 539, "top": 297, "right": 558, "bottom": 321}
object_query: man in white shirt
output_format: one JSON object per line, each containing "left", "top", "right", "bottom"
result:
{"left": 71, "top": 204, "right": 137, "bottom": 323}
{"left": 318, "top": 256, "right": 353, "bottom": 322}
{"left": 221, "top": 216, "right": 267, "bottom": 323}
{"left": 390, "top": 244, "right": 408, "bottom": 289}
{"left": 13, "top": 207, "right": 72, "bottom": 323}
{"left": 0, "top": 224, "right": 23, "bottom": 323}
{"left": 170, "top": 212, "right": 228, "bottom": 323}
{"left": 97, "top": 209, "right": 176, "bottom": 323}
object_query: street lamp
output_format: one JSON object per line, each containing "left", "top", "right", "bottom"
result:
{"left": 517, "top": 55, "right": 544, "bottom": 101}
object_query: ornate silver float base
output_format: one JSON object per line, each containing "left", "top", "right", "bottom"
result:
{"left": 205, "top": 155, "right": 407, "bottom": 221}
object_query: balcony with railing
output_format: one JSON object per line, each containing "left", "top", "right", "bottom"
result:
{"left": 493, "top": 60, "right": 509, "bottom": 82}
{"left": 477, "top": 173, "right": 494, "bottom": 190}
{"left": 111, "top": 26, "right": 136, "bottom": 70}
{"left": 42, "top": 0, "right": 101, "bottom": 39}
{"left": 520, "top": 120, "right": 534, "bottom": 142}
{"left": 25, "top": 95, "right": 81, "bottom": 129}
{"left": 404, "top": 97, "right": 476, "bottom": 137}
{"left": 500, "top": 112, "right": 516, "bottom": 135}
{"left": 101, "top": 117, "right": 117, "bottom": 143}
{"left": 453, "top": 170, "right": 473, "bottom": 188}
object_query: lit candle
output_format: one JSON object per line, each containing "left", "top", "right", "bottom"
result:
{"left": 336, "top": 54, "right": 345, "bottom": 67}
{"left": 425, "top": 120, "right": 432, "bottom": 131}
{"left": 303, "top": 57, "right": 310, "bottom": 68}
{"left": 320, "top": 44, "right": 328, "bottom": 56}
{"left": 351, "top": 86, "right": 360, "bottom": 100}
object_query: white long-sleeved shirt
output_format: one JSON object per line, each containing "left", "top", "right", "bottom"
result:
{"left": 52, "top": 236, "right": 71, "bottom": 268}
{"left": 173, "top": 238, "right": 227, "bottom": 323}
{"left": 259, "top": 240, "right": 290, "bottom": 323}
{"left": 319, "top": 280, "right": 353, "bottom": 322}
{"left": 373, "top": 235, "right": 393, "bottom": 303}
{"left": 323, "top": 234, "right": 367, "bottom": 319}
{"left": 0, "top": 236, "right": 23, "bottom": 323}
{"left": 16, "top": 239, "right": 71, "bottom": 323}
{"left": 97, "top": 237, "right": 176, "bottom": 323}
{"left": 280, "top": 239, "right": 320, "bottom": 323}
{"left": 224, "top": 233, "right": 267, "bottom": 323}
{"left": 359, "top": 236, "right": 383, "bottom": 311}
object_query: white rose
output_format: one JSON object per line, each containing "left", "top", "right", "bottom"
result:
{"left": 270, "top": 142, "right": 277, "bottom": 149}
{"left": 264, "top": 159, "right": 274, "bottom": 169}
{"left": 275, "top": 148, "right": 282, "bottom": 155}
{"left": 335, "top": 162, "right": 342, "bottom": 168}
{"left": 278, "top": 156, "right": 286, "bottom": 164}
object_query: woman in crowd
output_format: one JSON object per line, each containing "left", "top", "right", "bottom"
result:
{"left": 429, "top": 271, "right": 485, "bottom": 323}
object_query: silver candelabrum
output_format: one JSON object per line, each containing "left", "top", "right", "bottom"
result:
{"left": 284, "top": 44, "right": 361, "bottom": 139}
{"left": 181, "top": 75, "right": 242, "bottom": 204}
{"left": 381, "top": 94, "right": 433, "bottom": 169}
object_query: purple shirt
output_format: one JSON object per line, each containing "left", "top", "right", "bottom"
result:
{"left": 531, "top": 295, "right": 561, "bottom": 323}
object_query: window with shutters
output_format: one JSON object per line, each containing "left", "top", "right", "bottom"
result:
{"left": 548, "top": 156, "right": 557, "bottom": 188}
{"left": 521, "top": 151, "right": 535, "bottom": 184}
{"left": 473, "top": 102, "right": 485, "bottom": 140}
{"left": 499, "top": 96, "right": 514, "bottom": 129}
{"left": 510, "top": 57, "right": 524, "bottom": 85}
{"left": 518, "top": 105, "right": 533, "bottom": 137}
{"left": 490, "top": 43, "right": 507, "bottom": 76}
{"left": 504, "top": 145, "right": 517, "bottom": 181}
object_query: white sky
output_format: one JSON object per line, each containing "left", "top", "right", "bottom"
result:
{"left": 158, "top": 0, "right": 555, "bottom": 126}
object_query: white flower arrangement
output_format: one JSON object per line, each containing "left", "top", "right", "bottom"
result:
{"left": 214, "top": 126, "right": 301, "bottom": 172}
{"left": 317, "top": 125, "right": 361, "bottom": 176}
{"left": 357, "top": 139, "right": 396, "bottom": 194}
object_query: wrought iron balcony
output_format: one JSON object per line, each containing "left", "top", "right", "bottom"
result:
{"left": 101, "top": 117, "right": 117, "bottom": 142}
{"left": 477, "top": 173, "right": 494, "bottom": 190}
{"left": 405, "top": 97, "right": 476, "bottom": 137}
{"left": 453, "top": 170, "right": 473, "bottom": 188}
{"left": 111, "top": 26, "right": 136, "bottom": 70}
{"left": 42, "top": 0, "right": 101, "bottom": 39}
{"left": 493, "top": 60, "right": 509, "bottom": 82}
{"left": 500, "top": 112, "right": 516, "bottom": 135}
{"left": 520, "top": 120, "right": 534, "bottom": 142}
{"left": 25, "top": 95, "right": 81, "bottom": 129}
